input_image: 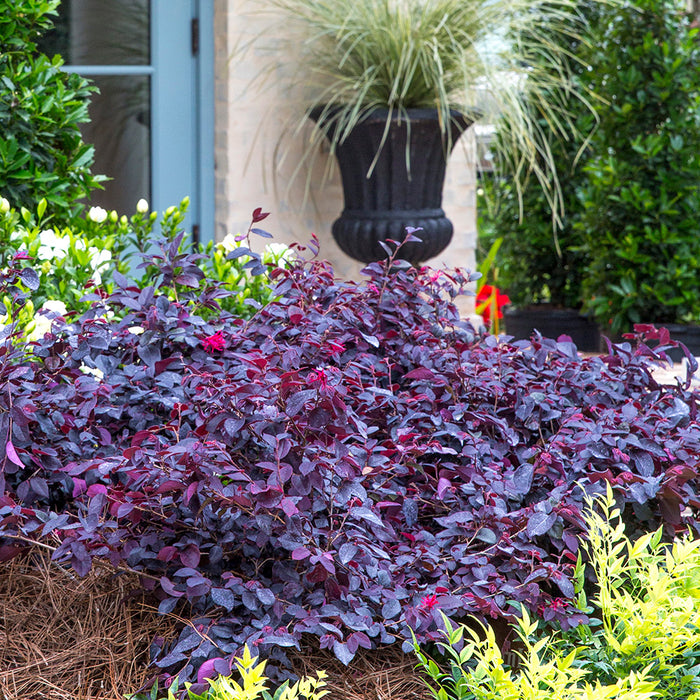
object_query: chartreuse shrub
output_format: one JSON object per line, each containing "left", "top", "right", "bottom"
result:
{"left": 413, "top": 488, "right": 700, "bottom": 700}
{"left": 413, "top": 612, "right": 655, "bottom": 700}
{"left": 562, "top": 489, "right": 700, "bottom": 699}
{"left": 0, "top": 215, "right": 698, "bottom": 686}
{"left": 133, "top": 646, "right": 327, "bottom": 700}
{"left": 0, "top": 0, "right": 102, "bottom": 224}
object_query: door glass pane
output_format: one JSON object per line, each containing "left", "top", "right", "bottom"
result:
{"left": 84, "top": 75, "right": 151, "bottom": 214}
{"left": 37, "top": 1, "right": 152, "bottom": 215}
{"left": 38, "top": 0, "right": 150, "bottom": 66}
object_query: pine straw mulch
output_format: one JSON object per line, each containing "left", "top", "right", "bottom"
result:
{"left": 290, "top": 644, "right": 431, "bottom": 700}
{"left": 0, "top": 546, "right": 434, "bottom": 700}
{"left": 0, "top": 546, "right": 179, "bottom": 700}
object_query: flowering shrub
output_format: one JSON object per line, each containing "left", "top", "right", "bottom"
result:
{"left": 0, "top": 220, "right": 698, "bottom": 686}
{"left": 0, "top": 196, "right": 125, "bottom": 321}
{"left": 0, "top": 198, "right": 287, "bottom": 338}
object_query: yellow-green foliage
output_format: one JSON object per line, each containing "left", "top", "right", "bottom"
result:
{"left": 567, "top": 488, "right": 700, "bottom": 700}
{"left": 413, "top": 612, "right": 656, "bottom": 700}
{"left": 149, "top": 645, "right": 328, "bottom": 700}
{"left": 413, "top": 486, "right": 700, "bottom": 700}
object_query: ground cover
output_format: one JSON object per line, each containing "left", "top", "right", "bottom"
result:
{"left": 0, "top": 215, "right": 698, "bottom": 694}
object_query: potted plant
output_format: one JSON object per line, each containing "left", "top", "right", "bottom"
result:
{"left": 478, "top": 120, "right": 600, "bottom": 350}
{"left": 576, "top": 0, "right": 700, "bottom": 355}
{"left": 475, "top": 1, "right": 603, "bottom": 350}
{"left": 260, "top": 0, "right": 598, "bottom": 264}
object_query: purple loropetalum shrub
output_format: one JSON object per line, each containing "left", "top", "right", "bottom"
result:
{"left": 0, "top": 221, "right": 699, "bottom": 687}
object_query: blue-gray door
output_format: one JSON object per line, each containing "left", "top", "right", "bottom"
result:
{"left": 39, "top": 0, "right": 214, "bottom": 244}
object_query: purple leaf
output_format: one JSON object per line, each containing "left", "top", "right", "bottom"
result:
{"left": 5, "top": 441, "right": 22, "bottom": 468}
{"left": 527, "top": 512, "right": 557, "bottom": 538}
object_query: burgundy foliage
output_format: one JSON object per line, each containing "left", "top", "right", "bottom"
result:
{"left": 0, "top": 228, "right": 699, "bottom": 685}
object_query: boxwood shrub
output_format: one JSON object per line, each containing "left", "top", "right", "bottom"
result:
{"left": 0, "top": 222, "right": 698, "bottom": 687}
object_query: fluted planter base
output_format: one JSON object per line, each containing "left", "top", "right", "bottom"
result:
{"left": 331, "top": 208, "right": 453, "bottom": 264}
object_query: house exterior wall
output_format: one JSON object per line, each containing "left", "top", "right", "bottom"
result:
{"left": 213, "top": 1, "right": 477, "bottom": 313}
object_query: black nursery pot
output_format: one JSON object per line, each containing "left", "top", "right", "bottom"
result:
{"left": 504, "top": 306, "right": 601, "bottom": 352}
{"left": 311, "top": 107, "right": 473, "bottom": 265}
{"left": 654, "top": 323, "right": 700, "bottom": 361}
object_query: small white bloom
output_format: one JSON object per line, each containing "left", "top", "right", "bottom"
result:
{"left": 265, "top": 242, "right": 294, "bottom": 268}
{"left": 26, "top": 315, "right": 53, "bottom": 342}
{"left": 128, "top": 325, "right": 145, "bottom": 335}
{"left": 89, "top": 247, "right": 112, "bottom": 269}
{"left": 37, "top": 229, "right": 70, "bottom": 260}
{"left": 87, "top": 247, "right": 112, "bottom": 285}
{"left": 136, "top": 198, "right": 149, "bottom": 214}
{"left": 0, "top": 197, "right": 10, "bottom": 213}
{"left": 41, "top": 300, "right": 67, "bottom": 315}
{"left": 88, "top": 206, "right": 108, "bottom": 223}
{"left": 79, "top": 364, "right": 104, "bottom": 381}
{"left": 218, "top": 234, "right": 239, "bottom": 253}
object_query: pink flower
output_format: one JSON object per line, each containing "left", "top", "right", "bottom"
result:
{"left": 326, "top": 341, "right": 345, "bottom": 358}
{"left": 419, "top": 594, "right": 439, "bottom": 611}
{"left": 612, "top": 447, "right": 630, "bottom": 464}
{"left": 202, "top": 330, "right": 226, "bottom": 353}
{"left": 308, "top": 367, "right": 329, "bottom": 390}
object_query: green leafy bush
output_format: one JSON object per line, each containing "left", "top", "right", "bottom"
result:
{"left": 0, "top": 0, "right": 102, "bottom": 224}
{"left": 477, "top": 1, "right": 601, "bottom": 312}
{"left": 577, "top": 0, "right": 700, "bottom": 333}
{"left": 478, "top": 161, "right": 588, "bottom": 311}
{"left": 0, "top": 196, "right": 287, "bottom": 338}
{"left": 413, "top": 488, "right": 700, "bottom": 700}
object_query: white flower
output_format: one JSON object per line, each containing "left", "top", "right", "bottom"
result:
{"left": 88, "top": 206, "right": 108, "bottom": 223}
{"left": 136, "top": 198, "right": 149, "bottom": 214}
{"left": 89, "top": 248, "right": 112, "bottom": 270}
{"left": 218, "top": 234, "right": 239, "bottom": 253}
{"left": 41, "top": 300, "right": 67, "bottom": 315}
{"left": 265, "top": 242, "right": 294, "bottom": 268}
{"left": 37, "top": 229, "right": 70, "bottom": 261}
{"left": 0, "top": 197, "right": 10, "bottom": 213}
{"left": 128, "top": 325, "right": 145, "bottom": 335}
{"left": 87, "top": 247, "right": 112, "bottom": 285}
{"left": 26, "top": 315, "right": 53, "bottom": 342}
{"left": 79, "top": 364, "right": 104, "bottom": 381}
{"left": 26, "top": 300, "right": 68, "bottom": 341}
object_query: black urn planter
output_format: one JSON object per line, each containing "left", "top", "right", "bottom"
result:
{"left": 311, "top": 107, "right": 473, "bottom": 264}
{"left": 504, "top": 306, "right": 601, "bottom": 352}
